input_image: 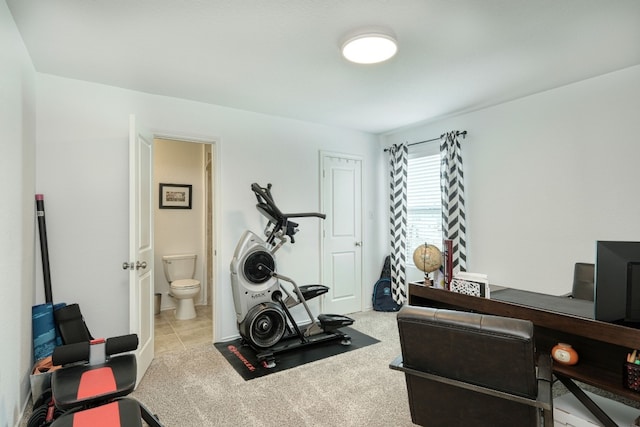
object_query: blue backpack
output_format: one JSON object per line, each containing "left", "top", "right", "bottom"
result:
{"left": 372, "top": 277, "right": 402, "bottom": 312}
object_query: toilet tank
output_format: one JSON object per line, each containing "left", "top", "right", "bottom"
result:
{"left": 162, "top": 254, "right": 197, "bottom": 282}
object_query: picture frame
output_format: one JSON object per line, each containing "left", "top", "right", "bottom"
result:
{"left": 159, "top": 183, "right": 192, "bottom": 209}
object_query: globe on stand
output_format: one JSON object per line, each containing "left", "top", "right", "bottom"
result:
{"left": 413, "top": 243, "right": 443, "bottom": 286}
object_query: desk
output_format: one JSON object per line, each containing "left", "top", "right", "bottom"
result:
{"left": 409, "top": 283, "right": 640, "bottom": 426}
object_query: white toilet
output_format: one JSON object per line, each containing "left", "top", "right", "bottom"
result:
{"left": 162, "top": 254, "right": 201, "bottom": 320}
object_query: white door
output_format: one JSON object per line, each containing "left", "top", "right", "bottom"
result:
{"left": 128, "top": 114, "right": 154, "bottom": 385}
{"left": 321, "top": 152, "right": 363, "bottom": 315}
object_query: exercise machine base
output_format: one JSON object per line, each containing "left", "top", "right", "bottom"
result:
{"left": 250, "top": 330, "right": 352, "bottom": 368}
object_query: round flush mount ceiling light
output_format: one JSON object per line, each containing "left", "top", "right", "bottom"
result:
{"left": 341, "top": 30, "right": 398, "bottom": 64}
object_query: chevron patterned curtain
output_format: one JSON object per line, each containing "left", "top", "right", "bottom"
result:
{"left": 389, "top": 143, "right": 408, "bottom": 304}
{"left": 440, "top": 132, "right": 467, "bottom": 273}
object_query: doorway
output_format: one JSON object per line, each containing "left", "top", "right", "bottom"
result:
{"left": 320, "top": 151, "right": 363, "bottom": 315}
{"left": 152, "top": 138, "right": 216, "bottom": 354}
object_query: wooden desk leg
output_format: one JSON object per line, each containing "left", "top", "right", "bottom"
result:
{"left": 554, "top": 374, "right": 617, "bottom": 427}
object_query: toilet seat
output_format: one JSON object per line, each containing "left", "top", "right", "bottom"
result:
{"left": 170, "top": 279, "right": 200, "bottom": 290}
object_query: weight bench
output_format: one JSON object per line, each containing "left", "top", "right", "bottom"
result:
{"left": 49, "top": 334, "right": 163, "bottom": 427}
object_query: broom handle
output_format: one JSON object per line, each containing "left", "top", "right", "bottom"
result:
{"left": 36, "top": 194, "right": 53, "bottom": 303}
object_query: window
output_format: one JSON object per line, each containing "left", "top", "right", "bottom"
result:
{"left": 406, "top": 152, "right": 442, "bottom": 265}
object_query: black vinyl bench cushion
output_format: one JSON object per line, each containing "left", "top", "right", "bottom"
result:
{"left": 50, "top": 398, "right": 142, "bottom": 427}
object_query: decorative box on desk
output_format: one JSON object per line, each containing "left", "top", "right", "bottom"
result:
{"left": 449, "top": 272, "right": 489, "bottom": 298}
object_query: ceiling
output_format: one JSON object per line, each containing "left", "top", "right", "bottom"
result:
{"left": 7, "top": 0, "right": 640, "bottom": 135}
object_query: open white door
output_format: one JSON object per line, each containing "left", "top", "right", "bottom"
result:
{"left": 128, "top": 114, "right": 154, "bottom": 385}
{"left": 320, "top": 152, "right": 363, "bottom": 315}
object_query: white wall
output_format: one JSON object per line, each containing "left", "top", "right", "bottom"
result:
{"left": 0, "top": 2, "right": 36, "bottom": 425}
{"left": 383, "top": 65, "right": 640, "bottom": 296}
{"left": 154, "top": 139, "right": 206, "bottom": 309}
{"left": 35, "top": 74, "right": 385, "bottom": 345}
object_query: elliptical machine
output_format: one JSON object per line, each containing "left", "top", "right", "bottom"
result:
{"left": 230, "top": 183, "right": 354, "bottom": 367}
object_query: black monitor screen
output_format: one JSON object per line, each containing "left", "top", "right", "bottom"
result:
{"left": 595, "top": 241, "right": 640, "bottom": 324}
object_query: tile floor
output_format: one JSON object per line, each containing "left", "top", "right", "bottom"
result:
{"left": 154, "top": 305, "right": 213, "bottom": 355}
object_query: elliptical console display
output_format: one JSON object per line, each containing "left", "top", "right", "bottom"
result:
{"left": 230, "top": 183, "right": 354, "bottom": 367}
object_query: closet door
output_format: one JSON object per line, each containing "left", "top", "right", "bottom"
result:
{"left": 321, "top": 152, "right": 363, "bottom": 315}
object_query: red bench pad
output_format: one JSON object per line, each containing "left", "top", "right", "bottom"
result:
{"left": 50, "top": 398, "right": 142, "bottom": 427}
{"left": 52, "top": 355, "right": 137, "bottom": 410}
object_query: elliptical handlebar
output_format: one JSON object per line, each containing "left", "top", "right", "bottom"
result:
{"left": 251, "top": 183, "right": 283, "bottom": 219}
{"left": 251, "top": 183, "right": 326, "bottom": 220}
{"left": 251, "top": 183, "right": 325, "bottom": 244}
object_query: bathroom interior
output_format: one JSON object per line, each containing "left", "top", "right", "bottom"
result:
{"left": 153, "top": 138, "right": 214, "bottom": 354}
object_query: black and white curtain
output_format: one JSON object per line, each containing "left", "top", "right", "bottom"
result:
{"left": 389, "top": 143, "right": 408, "bottom": 304}
{"left": 440, "top": 132, "right": 467, "bottom": 273}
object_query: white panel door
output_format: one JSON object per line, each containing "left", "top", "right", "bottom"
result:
{"left": 128, "top": 114, "right": 154, "bottom": 385}
{"left": 321, "top": 152, "right": 362, "bottom": 315}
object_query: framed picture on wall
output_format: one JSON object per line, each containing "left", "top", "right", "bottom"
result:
{"left": 159, "top": 183, "right": 192, "bottom": 209}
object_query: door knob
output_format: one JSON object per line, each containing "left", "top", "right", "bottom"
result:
{"left": 123, "top": 261, "right": 147, "bottom": 270}
{"left": 355, "top": 241, "right": 362, "bottom": 247}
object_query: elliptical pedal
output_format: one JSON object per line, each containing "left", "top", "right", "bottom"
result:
{"left": 317, "top": 314, "right": 354, "bottom": 332}
{"left": 283, "top": 284, "right": 329, "bottom": 307}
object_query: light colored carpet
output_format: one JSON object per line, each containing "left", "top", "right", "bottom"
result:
{"left": 130, "top": 310, "right": 415, "bottom": 426}
{"left": 20, "top": 309, "right": 639, "bottom": 426}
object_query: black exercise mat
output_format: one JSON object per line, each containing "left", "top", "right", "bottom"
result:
{"left": 215, "top": 327, "right": 379, "bottom": 380}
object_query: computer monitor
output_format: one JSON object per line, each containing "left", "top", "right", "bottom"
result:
{"left": 594, "top": 241, "right": 640, "bottom": 324}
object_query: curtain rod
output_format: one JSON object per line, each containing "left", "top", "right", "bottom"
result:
{"left": 383, "top": 130, "right": 467, "bottom": 152}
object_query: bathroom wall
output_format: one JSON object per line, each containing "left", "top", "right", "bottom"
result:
{"left": 154, "top": 138, "right": 207, "bottom": 310}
